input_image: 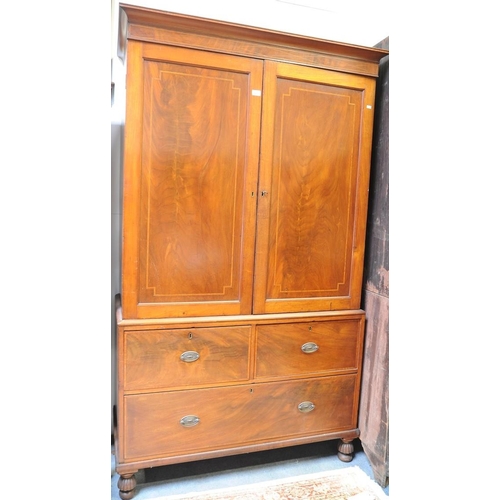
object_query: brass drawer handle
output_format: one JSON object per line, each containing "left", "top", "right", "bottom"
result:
{"left": 180, "top": 415, "right": 200, "bottom": 427}
{"left": 180, "top": 351, "right": 200, "bottom": 363}
{"left": 298, "top": 401, "right": 316, "bottom": 413}
{"left": 301, "top": 342, "right": 319, "bottom": 354}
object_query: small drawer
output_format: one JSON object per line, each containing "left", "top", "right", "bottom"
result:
{"left": 123, "top": 326, "right": 251, "bottom": 391}
{"left": 255, "top": 319, "right": 362, "bottom": 379}
{"left": 122, "top": 374, "right": 356, "bottom": 461}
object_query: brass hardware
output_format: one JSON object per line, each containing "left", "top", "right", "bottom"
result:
{"left": 261, "top": 190, "right": 268, "bottom": 196}
{"left": 180, "top": 415, "right": 200, "bottom": 427}
{"left": 301, "top": 342, "right": 319, "bottom": 354}
{"left": 180, "top": 351, "right": 200, "bottom": 362}
{"left": 188, "top": 332, "right": 193, "bottom": 339}
{"left": 298, "top": 401, "right": 315, "bottom": 413}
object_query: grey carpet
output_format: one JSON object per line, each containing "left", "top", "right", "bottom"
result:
{"left": 111, "top": 439, "right": 389, "bottom": 499}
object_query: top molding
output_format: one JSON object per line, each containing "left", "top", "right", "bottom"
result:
{"left": 118, "top": 4, "right": 388, "bottom": 77}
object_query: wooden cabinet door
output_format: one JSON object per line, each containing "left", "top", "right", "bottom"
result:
{"left": 253, "top": 61, "right": 376, "bottom": 314}
{"left": 121, "top": 42, "right": 262, "bottom": 319}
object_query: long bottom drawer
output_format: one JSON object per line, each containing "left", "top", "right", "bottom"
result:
{"left": 122, "top": 375, "right": 357, "bottom": 461}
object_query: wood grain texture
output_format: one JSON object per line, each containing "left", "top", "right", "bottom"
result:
{"left": 121, "top": 43, "right": 262, "bottom": 318}
{"left": 124, "top": 326, "right": 252, "bottom": 391}
{"left": 359, "top": 36, "right": 389, "bottom": 488}
{"left": 127, "top": 24, "right": 382, "bottom": 78}
{"left": 255, "top": 319, "right": 363, "bottom": 379}
{"left": 359, "top": 291, "right": 388, "bottom": 486}
{"left": 253, "top": 62, "right": 376, "bottom": 313}
{"left": 120, "top": 4, "right": 388, "bottom": 71}
{"left": 140, "top": 59, "right": 244, "bottom": 298}
{"left": 115, "top": 6, "right": 386, "bottom": 492}
{"left": 122, "top": 375, "right": 357, "bottom": 462}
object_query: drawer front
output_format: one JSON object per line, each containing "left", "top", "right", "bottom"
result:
{"left": 255, "top": 319, "right": 362, "bottom": 379}
{"left": 123, "top": 326, "right": 251, "bottom": 391}
{"left": 122, "top": 375, "right": 356, "bottom": 461}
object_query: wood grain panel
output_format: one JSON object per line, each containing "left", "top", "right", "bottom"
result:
{"left": 359, "top": 38, "right": 389, "bottom": 488}
{"left": 121, "top": 43, "right": 262, "bottom": 319}
{"left": 123, "top": 375, "right": 357, "bottom": 461}
{"left": 141, "top": 61, "right": 241, "bottom": 298}
{"left": 254, "top": 62, "right": 376, "bottom": 313}
{"left": 127, "top": 25, "right": 383, "bottom": 78}
{"left": 269, "top": 79, "right": 359, "bottom": 297}
{"left": 255, "top": 318, "right": 362, "bottom": 379}
{"left": 124, "top": 326, "right": 252, "bottom": 391}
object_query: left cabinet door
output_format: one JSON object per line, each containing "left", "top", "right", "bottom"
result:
{"left": 121, "top": 41, "right": 263, "bottom": 319}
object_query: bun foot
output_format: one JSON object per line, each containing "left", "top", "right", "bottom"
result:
{"left": 118, "top": 472, "right": 137, "bottom": 500}
{"left": 337, "top": 438, "right": 354, "bottom": 462}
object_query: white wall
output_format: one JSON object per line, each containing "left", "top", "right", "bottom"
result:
{"left": 111, "top": 115, "right": 123, "bottom": 432}
{"left": 110, "top": 0, "right": 389, "bottom": 431}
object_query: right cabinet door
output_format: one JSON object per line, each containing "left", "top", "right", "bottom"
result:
{"left": 253, "top": 61, "right": 376, "bottom": 314}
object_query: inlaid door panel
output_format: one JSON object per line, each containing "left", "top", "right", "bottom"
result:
{"left": 121, "top": 42, "right": 263, "bottom": 319}
{"left": 253, "top": 61, "right": 376, "bottom": 313}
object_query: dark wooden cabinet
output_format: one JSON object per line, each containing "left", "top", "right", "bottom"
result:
{"left": 115, "top": 5, "right": 387, "bottom": 498}
{"left": 359, "top": 36, "right": 389, "bottom": 488}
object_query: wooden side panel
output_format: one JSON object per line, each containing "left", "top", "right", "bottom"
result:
{"left": 359, "top": 37, "right": 389, "bottom": 488}
{"left": 360, "top": 291, "right": 389, "bottom": 485}
{"left": 121, "top": 42, "right": 262, "bottom": 319}
{"left": 254, "top": 61, "right": 376, "bottom": 314}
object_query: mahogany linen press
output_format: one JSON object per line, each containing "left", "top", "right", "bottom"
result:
{"left": 114, "top": 5, "right": 388, "bottom": 498}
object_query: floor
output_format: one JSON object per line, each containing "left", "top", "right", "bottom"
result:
{"left": 111, "top": 439, "right": 389, "bottom": 499}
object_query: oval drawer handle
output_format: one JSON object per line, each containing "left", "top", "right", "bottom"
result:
{"left": 180, "top": 415, "right": 200, "bottom": 427}
{"left": 180, "top": 351, "right": 200, "bottom": 363}
{"left": 301, "top": 342, "right": 319, "bottom": 354}
{"left": 298, "top": 401, "right": 316, "bottom": 413}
